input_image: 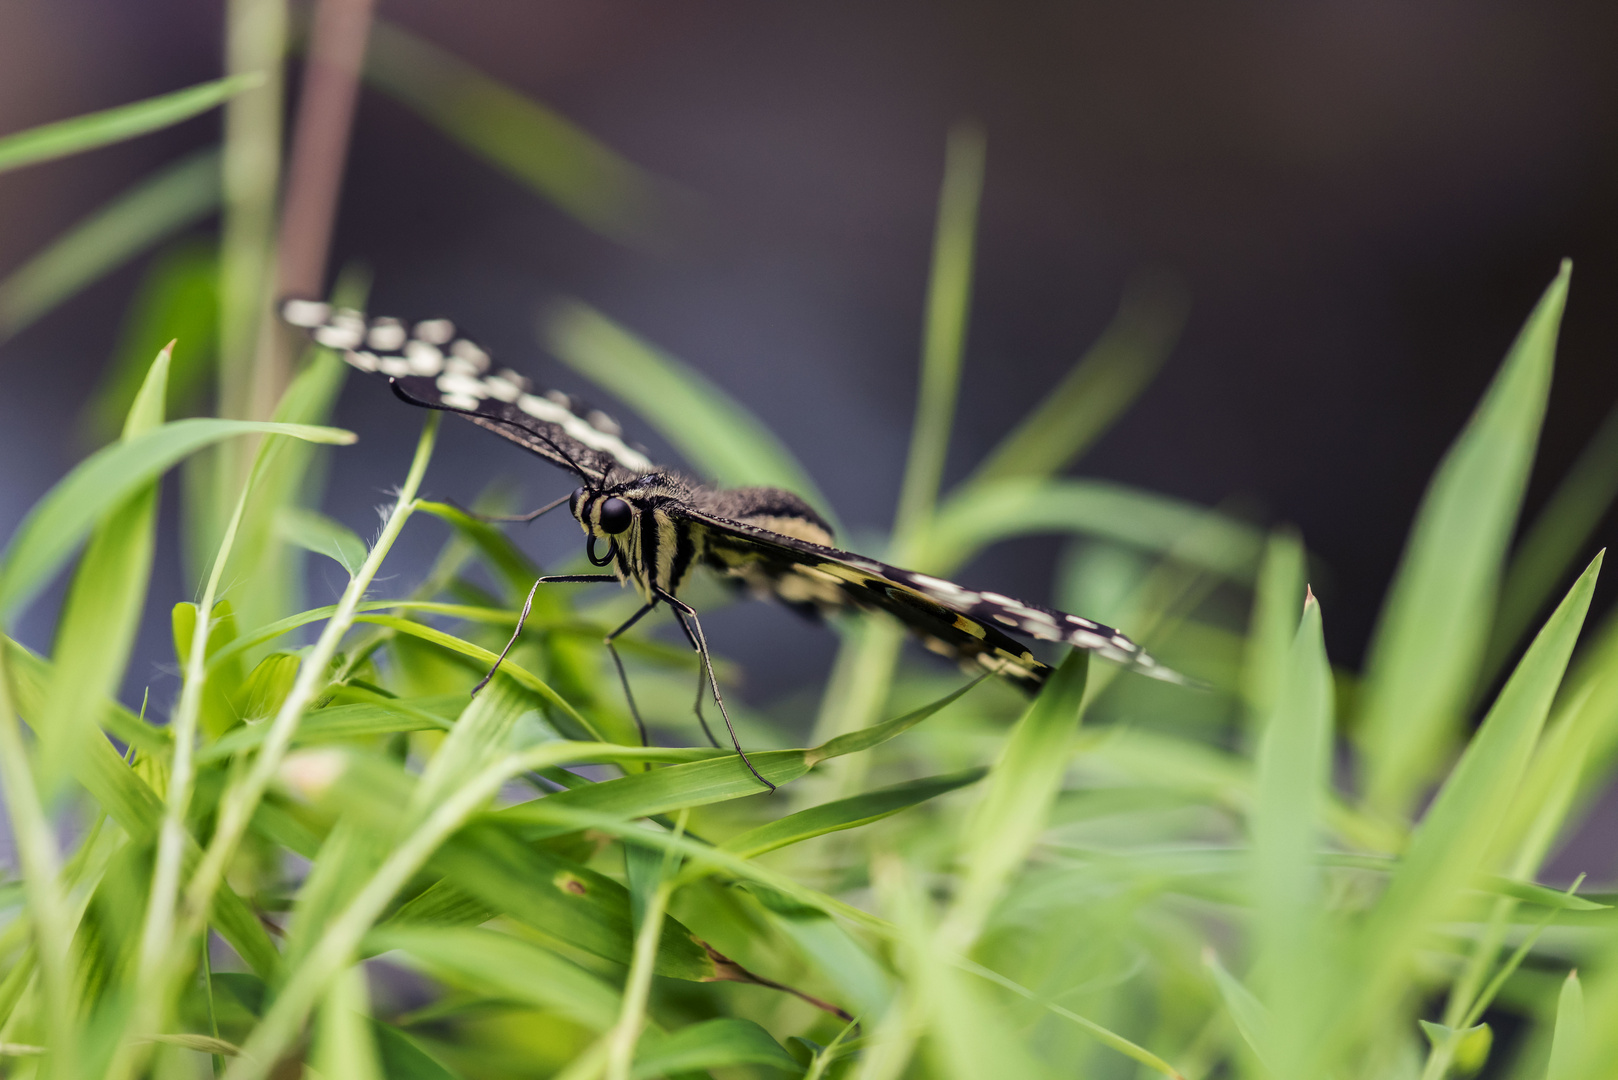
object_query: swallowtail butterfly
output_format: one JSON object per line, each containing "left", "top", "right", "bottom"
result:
{"left": 283, "top": 300, "right": 1192, "bottom": 789}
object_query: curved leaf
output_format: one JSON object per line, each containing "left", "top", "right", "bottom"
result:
{"left": 0, "top": 418, "right": 355, "bottom": 623}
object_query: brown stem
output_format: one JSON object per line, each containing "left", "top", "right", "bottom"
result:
{"left": 277, "top": 0, "right": 377, "bottom": 301}
{"left": 700, "top": 941, "right": 855, "bottom": 1023}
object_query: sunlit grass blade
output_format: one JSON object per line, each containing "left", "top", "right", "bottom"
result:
{"left": 1241, "top": 529, "right": 1306, "bottom": 739}
{"left": 1331, "top": 551, "right": 1599, "bottom": 1065}
{"left": 198, "top": 694, "right": 459, "bottom": 762}
{"left": 0, "top": 418, "right": 355, "bottom": 624}
{"left": 311, "top": 965, "right": 384, "bottom": 1080}
{"left": 365, "top": 20, "right": 663, "bottom": 242}
{"left": 719, "top": 768, "right": 987, "bottom": 859}
{"left": 0, "top": 75, "right": 258, "bottom": 174}
{"left": 1203, "top": 948, "right": 1273, "bottom": 1075}
{"left": 1487, "top": 398, "right": 1618, "bottom": 683}
{"left": 960, "top": 275, "right": 1186, "bottom": 489}
{"left": 36, "top": 345, "right": 169, "bottom": 786}
{"left": 1358, "top": 263, "right": 1569, "bottom": 816}
{"left": 1249, "top": 591, "right": 1333, "bottom": 1075}
{"left": 416, "top": 500, "right": 540, "bottom": 596}
{"left": 943, "top": 651, "right": 1088, "bottom": 951}
{"left": 631, "top": 1018, "right": 800, "bottom": 1079}
{"left": 0, "top": 149, "right": 220, "bottom": 340}
{"left": 277, "top": 506, "right": 368, "bottom": 575}
{"left": 921, "top": 478, "right": 1264, "bottom": 578}
{"left": 368, "top": 926, "right": 620, "bottom": 1031}
{"left": 1547, "top": 970, "right": 1584, "bottom": 1080}
{"left": 545, "top": 300, "right": 837, "bottom": 526}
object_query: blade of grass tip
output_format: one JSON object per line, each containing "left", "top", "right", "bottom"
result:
{"left": 0, "top": 417, "right": 355, "bottom": 626}
{"left": 363, "top": 19, "right": 663, "bottom": 242}
{"left": 1241, "top": 529, "right": 1306, "bottom": 745}
{"left": 1358, "top": 262, "right": 1569, "bottom": 818}
{"left": 1250, "top": 590, "right": 1333, "bottom": 1076}
{"left": 1487, "top": 398, "right": 1618, "bottom": 684}
{"left": 942, "top": 649, "right": 1088, "bottom": 952}
{"left": 0, "top": 648, "right": 76, "bottom": 1080}
{"left": 606, "top": 809, "right": 688, "bottom": 1080}
{"left": 958, "top": 273, "right": 1187, "bottom": 491}
{"left": 0, "top": 148, "right": 221, "bottom": 339}
{"left": 0, "top": 75, "right": 259, "bottom": 175}
{"left": 1333, "top": 551, "right": 1599, "bottom": 1066}
{"left": 810, "top": 122, "right": 984, "bottom": 786}
{"left": 1202, "top": 948, "right": 1274, "bottom": 1076}
{"left": 1546, "top": 970, "right": 1584, "bottom": 1080}
{"left": 544, "top": 300, "right": 838, "bottom": 531}
{"left": 37, "top": 344, "right": 170, "bottom": 789}
{"left": 180, "top": 416, "right": 437, "bottom": 958}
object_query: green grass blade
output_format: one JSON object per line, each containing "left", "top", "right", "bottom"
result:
{"left": 0, "top": 149, "right": 220, "bottom": 340}
{"left": 416, "top": 501, "right": 539, "bottom": 596}
{"left": 944, "top": 651, "right": 1088, "bottom": 950}
{"left": 961, "top": 276, "right": 1186, "bottom": 488}
{"left": 0, "top": 418, "right": 355, "bottom": 624}
{"left": 1547, "top": 970, "right": 1584, "bottom": 1080}
{"left": 311, "top": 965, "right": 384, "bottom": 1080}
{"left": 892, "top": 122, "right": 984, "bottom": 546}
{"left": 1358, "top": 263, "right": 1569, "bottom": 816}
{"left": 719, "top": 768, "right": 987, "bottom": 859}
{"left": 1241, "top": 529, "right": 1306, "bottom": 741}
{"left": 3, "top": 637, "right": 166, "bottom": 754}
{"left": 1250, "top": 592, "right": 1333, "bottom": 1074}
{"left": 83, "top": 241, "right": 219, "bottom": 441}
{"left": 277, "top": 506, "right": 368, "bottom": 575}
{"left": 1487, "top": 399, "right": 1618, "bottom": 682}
{"left": 365, "top": 20, "right": 662, "bottom": 242}
{"left": 1335, "top": 551, "right": 1599, "bottom": 1064}
{"left": 0, "top": 75, "right": 257, "bottom": 175}
{"left": 1203, "top": 949, "right": 1274, "bottom": 1074}
{"left": 369, "top": 925, "right": 620, "bottom": 1031}
{"left": 545, "top": 300, "right": 837, "bottom": 525}
{"left": 198, "top": 694, "right": 460, "bottom": 762}
{"left": 921, "top": 478, "right": 1264, "bottom": 578}
{"left": 631, "top": 1018, "right": 800, "bottom": 1078}
{"left": 36, "top": 345, "right": 170, "bottom": 786}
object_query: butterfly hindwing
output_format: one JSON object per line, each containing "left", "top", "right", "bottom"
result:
{"left": 282, "top": 299, "right": 656, "bottom": 483}
{"left": 674, "top": 502, "right": 1186, "bottom": 691}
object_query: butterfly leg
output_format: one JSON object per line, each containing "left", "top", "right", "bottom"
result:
{"left": 473, "top": 573, "right": 618, "bottom": 696}
{"left": 603, "top": 601, "right": 660, "bottom": 747}
{"left": 657, "top": 590, "right": 775, "bottom": 793}
{"left": 670, "top": 611, "right": 722, "bottom": 749}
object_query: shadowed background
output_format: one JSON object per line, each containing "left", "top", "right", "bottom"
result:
{"left": 3, "top": 0, "right": 1617, "bottom": 715}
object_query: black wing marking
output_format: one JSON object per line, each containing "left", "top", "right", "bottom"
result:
{"left": 281, "top": 299, "right": 658, "bottom": 484}
{"left": 673, "top": 504, "right": 1192, "bottom": 692}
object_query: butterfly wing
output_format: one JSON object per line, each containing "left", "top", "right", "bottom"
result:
{"left": 282, "top": 300, "right": 658, "bottom": 484}
{"left": 674, "top": 502, "right": 1190, "bottom": 691}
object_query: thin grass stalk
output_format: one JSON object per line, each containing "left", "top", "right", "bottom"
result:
{"left": 810, "top": 123, "right": 984, "bottom": 797}
{"left": 132, "top": 444, "right": 268, "bottom": 1020}
{"left": 179, "top": 414, "right": 437, "bottom": 946}
{"left": 606, "top": 809, "right": 688, "bottom": 1080}
{"left": 0, "top": 647, "right": 75, "bottom": 1080}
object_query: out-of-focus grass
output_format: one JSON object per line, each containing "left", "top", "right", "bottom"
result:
{"left": 4, "top": 16, "right": 1618, "bottom": 1080}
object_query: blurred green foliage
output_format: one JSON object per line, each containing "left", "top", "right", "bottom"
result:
{"left": 2, "top": 14, "right": 1618, "bottom": 1080}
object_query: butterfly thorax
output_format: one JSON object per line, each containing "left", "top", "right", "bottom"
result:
{"left": 573, "top": 474, "right": 835, "bottom": 603}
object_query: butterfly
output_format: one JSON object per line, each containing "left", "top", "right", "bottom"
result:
{"left": 282, "top": 299, "right": 1193, "bottom": 790}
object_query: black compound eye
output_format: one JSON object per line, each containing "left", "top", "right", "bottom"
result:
{"left": 598, "top": 497, "right": 633, "bottom": 535}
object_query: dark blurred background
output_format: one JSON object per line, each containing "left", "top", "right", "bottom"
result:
{"left": 4, "top": 0, "right": 1618, "bottom": 709}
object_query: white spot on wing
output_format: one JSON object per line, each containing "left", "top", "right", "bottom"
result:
{"left": 367, "top": 318, "right": 407, "bottom": 351}
{"left": 483, "top": 375, "right": 522, "bottom": 402}
{"left": 345, "top": 350, "right": 379, "bottom": 372}
{"left": 440, "top": 392, "right": 480, "bottom": 410}
{"left": 404, "top": 340, "right": 444, "bottom": 375}
{"left": 517, "top": 393, "right": 654, "bottom": 471}
{"left": 450, "top": 339, "right": 490, "bottom": 371}
{"left": 283, "top": 299, "right": 330, "bottom": 327}
{"left": 413, "top": 319, "right": 455, "bottom": 345}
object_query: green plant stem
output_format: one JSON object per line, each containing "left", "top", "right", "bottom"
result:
{"left": 0, "top": 647, "right": 76, "bottom": 1080}
{"left": 606, "top": 810, "right": 688, "bottom": 1080}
